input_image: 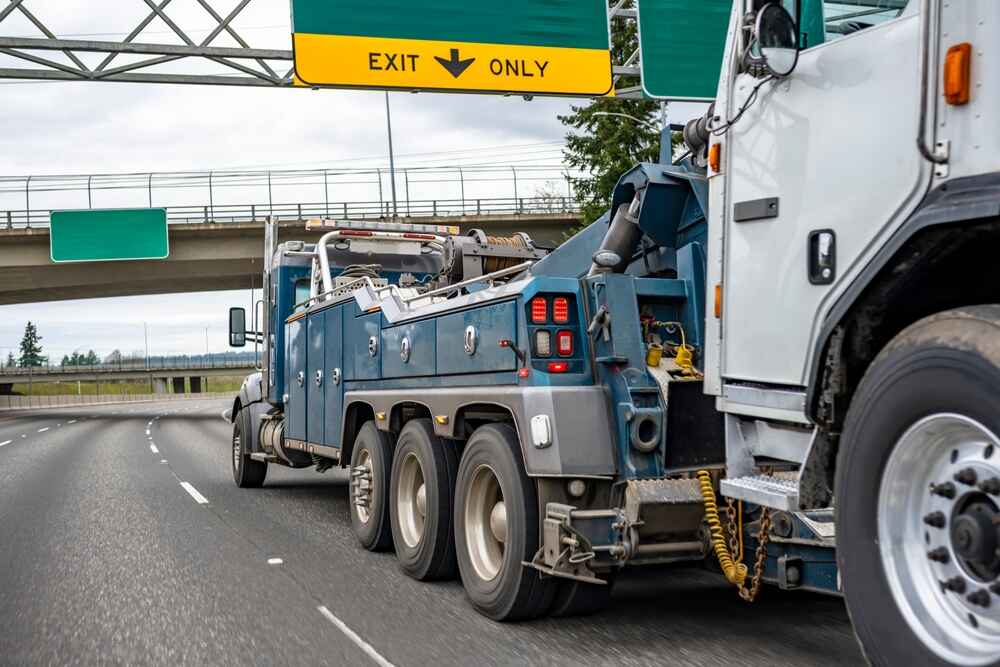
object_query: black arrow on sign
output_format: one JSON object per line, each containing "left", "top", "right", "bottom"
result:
{"left": 435, "top": 48, "right": 476, "bottom": 79}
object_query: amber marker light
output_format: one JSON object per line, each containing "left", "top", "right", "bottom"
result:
{"left": 708, "top": 143, "right": 722, "bottom": 173}
{"left": 714, "top": 284, "right": 723, "bottom": 319}
{"left": 944, "top": 43, "right": 972, "bottom": 106}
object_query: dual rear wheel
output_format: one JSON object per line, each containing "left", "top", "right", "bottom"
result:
{"left": 348, "top": 418, "right": 608, "bottom": 620}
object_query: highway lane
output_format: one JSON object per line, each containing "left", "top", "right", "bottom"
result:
{"left": 0, "top": 398, "right": 865, "bottom": 666}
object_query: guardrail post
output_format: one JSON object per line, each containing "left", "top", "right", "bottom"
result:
{"left": 297, "top": 203, "right": 302, "bottom": 220}
{"left": 5, "top": 211, "right": 10, "bottom": 229}
{"left": 251, "top": 204, "right": 256, "bottom": 221}
{"left": 203, "top": 206, "right": 209, "bottom": 222}
{"left": 343, "top": 202, "right": 348, "bottom": 218}
{"left": 518, "top": 198, "right": 524, "bottom": 214}
{"left": 477, "top": 199, "right": 481, "bottom": 215}
{"left": 433, "top": 200, "right": 437, "bottom": 216}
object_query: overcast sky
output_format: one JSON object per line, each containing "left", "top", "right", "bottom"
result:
{"left": 0, "top": 0, "right": 705, "bottom": 362}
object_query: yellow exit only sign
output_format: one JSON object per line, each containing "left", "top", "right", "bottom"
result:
{"left": 291, "top": 1, "right": 613, "bottom": 97}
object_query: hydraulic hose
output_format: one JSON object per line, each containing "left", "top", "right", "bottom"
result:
{"left": 697, "top": 470, "right": 747, "bottom": 586}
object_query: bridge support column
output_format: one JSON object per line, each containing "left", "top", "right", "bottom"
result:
{"left": 172, "top": 377, "right": 186, "bottom": 394}
{"left": 152, "top": 378, "right": 169, "bottom": 395}
{"left": 190, "top": 377, "right": 203, "bottom": 394}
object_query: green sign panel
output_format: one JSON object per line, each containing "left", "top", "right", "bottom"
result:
{"left": 291, "top": 0, "right": 613, "bottom": 96}
{"left": 637, "top": 0, "right": 731, "bottom": 100}
{"left": 50, "top": 208, "right": 169, "bottom": 263}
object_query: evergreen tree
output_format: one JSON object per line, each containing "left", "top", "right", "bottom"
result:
{"left": 5, "top": 351, "right": 14, "bottom": 368}
{"left": 61, "top": 354, "right": 70, "bottom": 367}
{"left": 558, "top": 1, "right": 679, "bottom": 223}
{"left": 18, "top": 321, "right": 44, "bottom": 368}
{"left": 85, "top": 350, "right": 99, "bottom": 366}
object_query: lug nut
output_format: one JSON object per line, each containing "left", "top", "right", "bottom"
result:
{"left": 927, "top": 547, "right": 950, "bottom": 563}
{"left": 930, "top": 482, "right": 957, "bottom": 499}
{"left": 955, "top": 468, "right": 978, "bottom": 486}
{"left": 990, "top": 582, "right": 1000, "bottom": 596}
{"left": 924, "top": 511, "right": 947, "bottom": 528}
{"left": 967, "top": 589, "right": 992, "bottom": 608}
{"left": 978, "top": 477, "right": 1000, "bottom": 495}
{"left": 943, "top": 577, "right": 968, "bottom": 594}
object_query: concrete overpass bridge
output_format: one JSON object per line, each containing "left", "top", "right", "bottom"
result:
{"left": 0, "top": 207, "right": 581, "bottom": 305}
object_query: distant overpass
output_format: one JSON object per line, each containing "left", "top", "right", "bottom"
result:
{"left": 0, "top": 208, "right": 581, "bottom": 305}
{"left": 0, "top": 360, "right": 256, "bottom": 395}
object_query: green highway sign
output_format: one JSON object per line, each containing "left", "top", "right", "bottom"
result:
{"left": 637, "top": 0, "right": 731, "bottom": 100}
{"left": 49, "top": 208, "right": 169, "bottom": 263}
{"left": 290, "top": 0, "right": 613, "bottom": 96}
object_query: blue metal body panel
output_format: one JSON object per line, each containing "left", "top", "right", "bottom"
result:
{"left": 285, "top": 318, "right": 307, "bottom": 441}
{"left": 324, "top": 306, "right": 344, "bottom": 445}
{"left": 344, "top": 307, "right": 382, "bottom": 381}
{"left": 307, "top": 314, "right": 326, "bottom": 444}
{"left": 382, "top": 319, "right": 437, "bottom": 378}
{"left": 436, "top": 301, "right": 518, "bottom": 375}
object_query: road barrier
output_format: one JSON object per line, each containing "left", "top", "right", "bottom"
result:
{"left": 0, "top": 392, "right": 235, "bottom": 411}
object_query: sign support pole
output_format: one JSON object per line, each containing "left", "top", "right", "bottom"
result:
{"left": 385, "top": 91, "right": 399, "bottom": 218}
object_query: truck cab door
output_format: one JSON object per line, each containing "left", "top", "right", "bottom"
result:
{"left": 719, "top": 0, "right": 932, "bottom": 390}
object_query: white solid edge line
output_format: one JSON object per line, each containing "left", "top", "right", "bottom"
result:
{"left": 179, "top": 482, "right": 209, "bottom": 505}
{"left": 0, "top": 440, "right": 10, "bottom": 447}
{"left": 150, "top": 444, "right": 159, "bottom": 454}
{"left": 37, "top": 427, "right": 49, "bottom": 433}
{"left": 317, "top": 606, "right": 395, "bottom": 667}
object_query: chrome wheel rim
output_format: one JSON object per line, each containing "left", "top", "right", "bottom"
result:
{"left": 352, "top": 448, "right": 374, "bottom": 524}
{"left": 397, "top": 452, "right": 426, "bottom": 548}
{"left": 464, "top": 464, "right": 507, "bottom": 582}
{"left": 878, "top": 413, "right": 1000, "bottom": 666}
{"left": 232, "top": 425, "right": 241, "bottom": 473}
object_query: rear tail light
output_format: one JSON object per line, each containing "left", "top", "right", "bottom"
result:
{"left": 535, "top": 330, "right": 552, "bottom": 357}
{"left": 530, "top": 297, "right": 548, "bottom": 323}
{"left": 547, "top": 361, "right": 569, "bottom": 373}
{"left": 556, "top": 330, "right": 573, "bottom": 357}
{"left": 552, "top": 297, "right": 570, "bottom": 323}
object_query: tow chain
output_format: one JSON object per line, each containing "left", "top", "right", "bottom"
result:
{"left": 697, "top": 470, "right": 773, "bottom": 602}
{"left": 734, "top": 500, "right": 771, "bottom": 602}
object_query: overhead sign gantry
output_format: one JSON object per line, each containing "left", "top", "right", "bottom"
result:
{"left": 290, "top": 0, "right": 614, "bottom": 96}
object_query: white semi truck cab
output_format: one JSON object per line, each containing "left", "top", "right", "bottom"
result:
{"left": 703, "top": 1, "right": 1000, "bottom": 663}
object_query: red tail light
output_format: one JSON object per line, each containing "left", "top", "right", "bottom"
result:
{"left": 530, "top": 297, "right": 548, "bottom": 323}
{"left": 556, "top": 330, "right": 573, "bottom": 357}
{"left": 547, "top": 361, "right": 569, "bottom": 373}
{"left": 553, "top": 297, "right": 570, "bottom": 323}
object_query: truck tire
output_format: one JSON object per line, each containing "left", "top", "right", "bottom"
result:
{"left": 349, "top": 421, "right": 395, "bottom": 552}
{"left": 548, "top": 574, "right": 615, "bottom": 618}
{"left": 232, "top": 407, "right": 267, "bottom": 488}
{"left": 389, "top": 418, "right": 458, "bottom": 581}
{"left": 454, "top": 423, "right": 554, "bottom": 621}
{"left": 837, "top": 306, "right": 1000, "bottom": 667}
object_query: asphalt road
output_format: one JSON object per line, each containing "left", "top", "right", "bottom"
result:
{"left": 0, "top": 398, "right": 865, "bottom": 666}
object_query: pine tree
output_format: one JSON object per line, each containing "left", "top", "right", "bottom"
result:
{"left": 558, "top": 1, "right": 678, "bottom": 224}
{"left": 5, "top": 351, "right": 14, "bottom": 368}
{"left": 85, "top": 350, "right": 99, "bottom": 366}
{"left": 18, "top": 321, "right": 44, "bottom": 368}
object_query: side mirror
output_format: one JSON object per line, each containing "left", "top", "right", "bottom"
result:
{"left": 755, "top": 4, "right": 799, "bottom": 77}
{"left": 229, "top": 307, "right": 247, "bottom": 347}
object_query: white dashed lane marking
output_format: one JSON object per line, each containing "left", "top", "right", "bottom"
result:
{"left": 317, "top": 606, "right": 395, "bottom": 667}
{"left": 150, "top": 444, "right": 159, "bottom": 454}
{"left": 37, "top": 427, "right": 49, "bottom": 433}
{"left": 179, "top": 482, "right": 209, "bottom": 505}
{"left": 0, "top": 440, "right": 10, "bottom": 447}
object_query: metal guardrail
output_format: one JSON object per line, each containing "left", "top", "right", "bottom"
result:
{"left": 0, "top": 392, "right": 236, "bottom": 411}
{"left": 0, "top": 360, "right": 254, "bottom": 377}
{"left": 1, "top": 196, "right": 580, "bottom": 229}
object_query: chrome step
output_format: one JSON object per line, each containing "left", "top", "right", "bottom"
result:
{"left": 249, "top": 453, "right": 278, "bottom": 462}
{"left": 720, "top": 474, "right": 800, "bottom": 511}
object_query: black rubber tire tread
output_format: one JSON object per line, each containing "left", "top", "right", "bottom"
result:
{"left": 389, "top": 418, "right": 459, "bottom": 581}
{"left": 349, "top": 421, "right": 395, "bottom": 552}
{"left": 454, "top": 423, "right": 554, "bottom": 622}
{"left": 548, "top": 573, "right": 616, "bottom": 618}
{"left": 836, "top": 305, "right": 1000, "bottom": 667}
{"left": 233, "top": 407, "right": 267, "bottom": 488}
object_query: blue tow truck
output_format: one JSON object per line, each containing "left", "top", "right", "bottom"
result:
{"left": 227, "top": 145, "right": 837, "bottom": 621}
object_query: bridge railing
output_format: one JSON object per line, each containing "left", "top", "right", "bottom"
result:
{"left": 1, "top": 195, "right": 580, "bottom": 229}
{"left": 0, "top": 360, "right": 255, "bottom": 377}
